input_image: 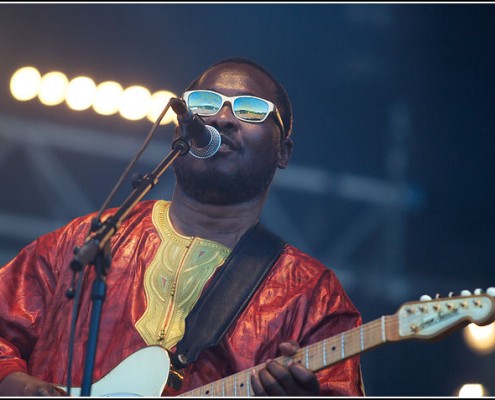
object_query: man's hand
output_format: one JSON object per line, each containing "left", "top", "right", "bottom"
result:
{"left": 0, "top": 372, "right": 67, "bottom": 396}
{"left": 250, "top": 339, "right": 320, "bottom": 396}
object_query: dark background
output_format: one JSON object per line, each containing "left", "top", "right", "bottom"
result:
{"left": 0, "top": 3, "right": 494, "bottom": 396}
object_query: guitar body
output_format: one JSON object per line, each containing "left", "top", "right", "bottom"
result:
{"left": 60, "top": 346, "right": 170, "bottom": 397}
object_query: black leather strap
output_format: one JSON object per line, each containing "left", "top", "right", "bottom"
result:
{"left": 171, "top": 223, "right": 287, "bottom": 369}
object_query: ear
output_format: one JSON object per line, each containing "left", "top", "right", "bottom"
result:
{"left": 277, "top": 137, "right": 293, "bottom": 169}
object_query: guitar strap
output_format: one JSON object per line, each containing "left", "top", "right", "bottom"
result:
{"left": 170, "top": 222, "right": 287, "bottom": 372}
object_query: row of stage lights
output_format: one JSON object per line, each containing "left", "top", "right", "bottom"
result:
{"left": 9, "top": 66, "right": 178, "bottom": 125}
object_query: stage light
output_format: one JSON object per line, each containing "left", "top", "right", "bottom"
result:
{"left": 10, "top": 66, "right": 41, "bottom": 101}
{"left": 66, "top": 76, "right": 97, "bottom": 111}
{"left": 9, "top": 66, "right": 177, "bottom": 126}
{"left": 119, "top": 85, "right": 151, "bottom": 121}
{"left": 147, "top": 90, "right": 178, "bottom": 125}
{"left": 38, "top": 71, "right": 68, "bottom": 106}
{"left": 463, "top": 322, "right": 495, "bottom": 355}
{"left": 92, "top": 81, "right": 123, "bottom": 116}
{"left": 457, "top": 383, "right": 488, "bottom": 397}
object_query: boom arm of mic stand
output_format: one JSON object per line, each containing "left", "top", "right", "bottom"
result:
{"left": 70, "top": 137, "right": 189, "bottom": 272}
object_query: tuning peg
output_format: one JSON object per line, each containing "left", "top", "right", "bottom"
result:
{"left": 474, "top": 288, "right": 484, "bottom": 295}
{"left": 460, "top": 289, "right": 472, "bottom": 296}
{"left": 420, "top": 294, "right": 432, "bottom": 301}
{"left": 448, "top": 292, "right": 454, "bottom": 297}
{"left": 486, "top": 287, "right": 495, "bottom": 296}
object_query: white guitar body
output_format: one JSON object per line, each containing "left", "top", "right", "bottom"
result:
{"left": 60, "top": 345, "right": 170, "bottom": 397}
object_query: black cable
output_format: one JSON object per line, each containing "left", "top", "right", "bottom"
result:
{"left": 66, "top": 269, "right": 84, "bottom": 395}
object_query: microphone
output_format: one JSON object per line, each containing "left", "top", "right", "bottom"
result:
{"left": 170, "top": 98, "right": 221, "bottom": 158}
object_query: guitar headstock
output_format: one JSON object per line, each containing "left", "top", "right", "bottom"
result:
{"left": 392, "top": 287, "right": 495, "bottom": 341}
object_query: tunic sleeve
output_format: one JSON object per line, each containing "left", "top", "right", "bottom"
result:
{"left": 0, "top": 215, "right": 92, "bottom": 383}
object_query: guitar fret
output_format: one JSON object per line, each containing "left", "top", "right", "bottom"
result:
{"left": 222, "top": 378, "right": 225, "bottom": 396}
{"left": 323, "top": 338, "right": 327, "bottom": 366}
{"left": 305, "top": 346, "right": 309, "bottom": 368}
{"left": 381, "top": 316, "right": 386, "bottom": 342}
{"left": 226, "top": 372, "right": 250, "bottom": 396}
{"left": 360, "top": 326, "right": 364, "bottom": 351}
{"left": 341, "top": 333, "right": 345, "bottom": 359}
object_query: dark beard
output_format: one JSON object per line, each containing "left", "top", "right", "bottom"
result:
{"left": 172, "top": 153, "right": 278, "bottom": 205}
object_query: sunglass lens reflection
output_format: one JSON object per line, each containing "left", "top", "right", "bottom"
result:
{"left": 188, "top": 91, "right": 222, "bottom": 115}
{"left": 233, "top": 97, "right": 269, "bottom": 121}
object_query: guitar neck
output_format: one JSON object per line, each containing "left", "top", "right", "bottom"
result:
{"left": 179, "top": 315, "right": 397, "bottom": 397}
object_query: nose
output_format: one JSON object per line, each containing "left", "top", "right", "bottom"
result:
{"left": 207, "top": 102, "right": 238, "bottom": 130}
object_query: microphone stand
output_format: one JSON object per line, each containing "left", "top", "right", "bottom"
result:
{"left": 71, "top": 133, "right": 189, "bottom": 396}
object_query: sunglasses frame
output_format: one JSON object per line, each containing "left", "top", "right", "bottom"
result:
{"left": 183, "top": 89, "right": 286, "bottom": 137}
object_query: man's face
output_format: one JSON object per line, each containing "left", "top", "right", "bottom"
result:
{"left": 173, "top": 63, "right": 292, "bottom": 205}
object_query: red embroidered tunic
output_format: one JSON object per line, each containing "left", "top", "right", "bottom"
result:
{"left": 0, "top": 200, "right": 364, "bottom": 396}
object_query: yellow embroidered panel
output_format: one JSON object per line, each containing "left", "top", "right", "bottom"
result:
{"left": 135, "top": 200, "right": 231, "bottom": 349}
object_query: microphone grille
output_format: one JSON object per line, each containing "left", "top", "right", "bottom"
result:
{"left": 189, "top": 125, "right": 221, "bottom": 159}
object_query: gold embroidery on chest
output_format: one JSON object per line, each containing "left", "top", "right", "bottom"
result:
{"left": 135, "top": 201, "right": 230, "bottom": 349}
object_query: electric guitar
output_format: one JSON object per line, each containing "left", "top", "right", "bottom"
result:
{"left": 63, "top": 288, "right": 495, "bottom": 396}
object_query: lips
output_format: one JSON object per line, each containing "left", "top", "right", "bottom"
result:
{"left": 219, "top": 134, "right": 240, "bottom": 151}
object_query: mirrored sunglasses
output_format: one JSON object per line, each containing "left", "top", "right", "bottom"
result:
{"left": 183, "top": 89, "right": 286, "bottom": 135}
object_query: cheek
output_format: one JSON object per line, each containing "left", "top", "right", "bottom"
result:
{"left": 243, "top": 126, "right": 280, "bottom": 154}
{"left": 243, "top": 139, "right": 274, "bottom": 161}
{"left": 243, "top": 138, "right": 280, "bottom": 170}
